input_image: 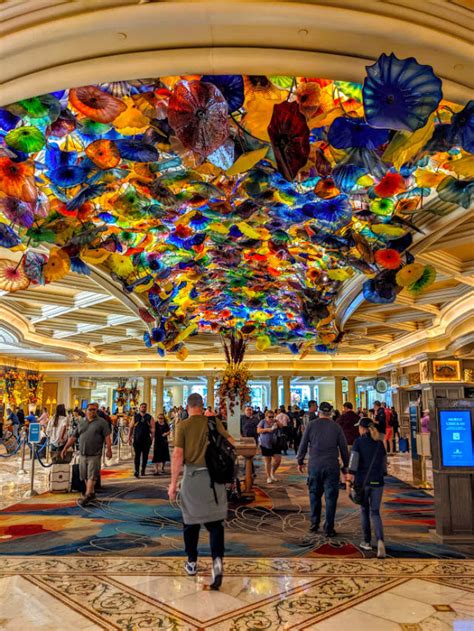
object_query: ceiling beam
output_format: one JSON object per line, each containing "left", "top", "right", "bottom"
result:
{"left": 351, "top": 312, "right": 417, "bottom": 332}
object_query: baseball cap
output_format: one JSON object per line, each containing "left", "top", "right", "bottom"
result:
{"left": 319, "top": 401, "right": 333, "bottom": 413}
{"left": 355, "top": 417, "right": 372, "bottom": 428}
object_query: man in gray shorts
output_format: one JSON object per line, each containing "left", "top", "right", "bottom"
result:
{"left": 62, "top": 402, "right": 112, "bottom": 506}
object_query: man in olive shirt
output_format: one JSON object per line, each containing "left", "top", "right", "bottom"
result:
{"left": 168, "top": 393, "right": 233, "bottom": 590}
{"left": 62, "top": 402, "right": 112, "bottom": 506}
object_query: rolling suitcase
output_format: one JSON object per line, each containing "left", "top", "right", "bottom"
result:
{"left": 70, "top": 463, "right": 86, "bottom": 493}
{"left": 399, "top": 437, "right": 409, "bottom": 453}
{"left": 49, "top": 464, "right": 71, "bottom": 492}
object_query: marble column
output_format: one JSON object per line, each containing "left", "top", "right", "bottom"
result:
{"left": 207, "top": 376, "right": 215, "bottom": 410}
{"left": 347, "top": 376, "right": 356, "bottom": 406}
{"left": 334, "top": 376, "right": 344, "bottom": 411}
{"left": 155, "top": 376, "right": 164, "bottom": 414}
{"left": 56, "top": 376, "right": 71, "bottom": 409}
{"left": 270, "top": 376, "right": 279, "bottom": 411}
{"left": 142, "top": 376, "right": 151, "bottom": 408}
{"left": 283, "top": 375, "right": 291, "bottom": 409}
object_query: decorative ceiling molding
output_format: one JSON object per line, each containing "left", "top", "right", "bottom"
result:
{"left": 1, "top": 1, "right": 473, "bottom": 105}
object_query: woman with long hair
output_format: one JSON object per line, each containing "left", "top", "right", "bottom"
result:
{"left": 46, "top": 403, "right": 68, "bottom": 453}
{"left": 348, "top": 417, "right": 387, "bottom": 558}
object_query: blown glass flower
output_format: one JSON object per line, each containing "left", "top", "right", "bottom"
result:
{"left": 168, "top": 80, "right": 229, "bottom": 157}
{"left": 328, "top": 117, "right": 389, "bottom": 149}
{"left": 0, "top": 157, "right": 37, "bottom": 202}
{"left": 268, "top": 100, "right": 310, "bottom": 181}
{"left": 69, "top": 86, "right": 126, "bottom": 123}
{"left": 363, "top": 53, "right": 442, "bottom": 131}
{"left": 0, "top": 259, "right": 30, "bottom": 291}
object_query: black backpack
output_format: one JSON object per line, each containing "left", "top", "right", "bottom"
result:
{"left": 205, "top": 418, "right": 236, "bottom": 502}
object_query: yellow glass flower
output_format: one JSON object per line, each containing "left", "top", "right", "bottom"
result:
{"left": 43, "top": 248, "right": 70, "bottom": 283}
{"left": 108, "top": 253, "right": 134, "bottom": 278}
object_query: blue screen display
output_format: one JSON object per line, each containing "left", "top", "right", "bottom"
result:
{"left": 439, "top": 410, "right": 474, "bottom": 467}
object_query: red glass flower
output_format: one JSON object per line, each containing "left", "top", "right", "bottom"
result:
{"left": 168, "top": 80, "right": 229, "bottom": 157}
{"left": 268, "top": 101, "right": 310, "bottom": 181}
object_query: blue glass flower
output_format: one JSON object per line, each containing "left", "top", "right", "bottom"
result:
{"left": 115, "top": 140, "right": 158, "bottom": 162}
{"left": 332, "top": 164, "right": 366, "bottom": 193}
{"left": 70, "top": 256, "right": 90, "bottom": 275}
{"left": 363, "top": 53, "right": 442, "bottom": 131}
{"left": 201, "top": 75, "right": 244, "bottom": 113}
{"left": 328, "top": 117, "right": 389, "bottom": 149}
{"left": 303, "top": 194, "right": 352, "bottom": 230}
{"left": 449, "top": 101, "right": 474, "bottom": 154}
{"left": 363, "top": 270, "right": 398, "bottom": 304}
{"left": 49, "top": 166, "right": 89, "bottom": 188}
{"left": 437, "top": 176, "right": 473, "bottom": 209}
{"left": 0, "top": 223, "right": 21, "bottom": 248}
{"left": 0, "top": 109, "right": 20, "bottom": 131}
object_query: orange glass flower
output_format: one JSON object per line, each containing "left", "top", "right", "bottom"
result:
{"left": 314, "top": 177, "right": 339, "bottom": 199}
{"left": 297, "top": 82, "right": 322, "bottom": 119}
{"left": 86, "top": 139, "right": 121, "bottom": 169}
{"left": 69, "top": 86, "right": 126, "bottom": 123}
{"left": 0, "top": 157, "right": 37, "bottom": 202}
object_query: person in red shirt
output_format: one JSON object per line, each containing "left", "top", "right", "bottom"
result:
{"left": 337, "top": 402, "right": 360, "bottom": 447}
{"left": 382, "top": 402, "right": 393, "bottom": 454}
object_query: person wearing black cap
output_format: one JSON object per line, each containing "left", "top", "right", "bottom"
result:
{"left": 297, "top": 401, "right": 350, "bottom": 537}
{"left": 348, "top": 417, "right": 387, "bottom": 558}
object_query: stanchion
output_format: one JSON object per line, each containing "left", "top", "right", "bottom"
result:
{"left": 23, "top": 445, "right": 39, "bottom": 498}
{"left": 116, "top": 421, "right": 122, "bottom": 464}
{"left": 18, "top": 429, "right": 27, "bottom": 474}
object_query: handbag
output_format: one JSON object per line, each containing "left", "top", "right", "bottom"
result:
{"left": 349, "top": 442, "right": 381, "bottom": 505}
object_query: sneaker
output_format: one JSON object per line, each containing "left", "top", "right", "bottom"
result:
{"left": 325, "top": 529, "right": 337, "bottom": 538}
{"left": 141, "top": 470, "right": 146, "bottom": 476}
{"left": 184, "top": 560, "right": 198, "bottom": 576}
{"left": 266, "top": 476, "right": 273, "bottom": 484}
{"left": 271, "top": 475, "right": 278, "bottom": 482}
{"left": 377, "top": 540, "right": 386, "bottom": 558}
{"left": 78, "top": 494, "right": 94, "bottom": 507}
{"left": 360, "top": 541, "right": 372, "bottom": 551}
{"left": 210, "top": 557, "right": 223, "bottom": 590}
{"left": 309, "top": 523, "right": 319, "bottom": 533}
{"left": 134, "top": 471, "right": 139, "bottom": 478}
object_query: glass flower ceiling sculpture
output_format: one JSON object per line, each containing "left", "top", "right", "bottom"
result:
{"left": 0, "top": 53, "right": 472, "bottom": 358}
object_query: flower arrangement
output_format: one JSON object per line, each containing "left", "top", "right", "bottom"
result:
{"left": 129, "top": 379, "right": 140, "bottom": 406}
{"left": 217, "top": 333, "right": 251, "bottom": 415}
{"left": 116, "top": 377, "right": 130, "bottom": 408}
{"left": 2, "top": 367, "right": 20, "bottom": 406}
{"left": 26, "top": 371, "right": 44, "bottom": 404}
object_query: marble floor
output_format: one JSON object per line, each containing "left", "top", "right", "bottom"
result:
{"left": 0, "top": 556, "right": 473, "bottom": 630}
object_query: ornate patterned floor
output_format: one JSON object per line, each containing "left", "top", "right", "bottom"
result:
{"left": 1, "top": 557, "right": 473, "bottom": 630}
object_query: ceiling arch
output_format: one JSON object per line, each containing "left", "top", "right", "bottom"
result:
{"left": 1, "top": 1, "right": 473, "bottom": 105}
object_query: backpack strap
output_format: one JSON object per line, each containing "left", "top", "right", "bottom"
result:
{"left": 207, "top": 417, "right": 219, "bottom": 504}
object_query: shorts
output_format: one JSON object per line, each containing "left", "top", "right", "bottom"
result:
{"left": 385, "top": 427, "right": 393, "bottom": 441}
{"left": 261, "top": 446, "right": 281, "bottom": 457}
{"left": 79, "top": 454, "right": 102, "bottom": 481}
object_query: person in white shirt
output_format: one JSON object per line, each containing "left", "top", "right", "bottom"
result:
{"left": 46, "top": 404, "right": 68, "bottom": 452}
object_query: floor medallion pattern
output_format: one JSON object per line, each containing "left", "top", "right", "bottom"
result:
{"left": 1, "top": 557, "right": 473, "bottom": 630}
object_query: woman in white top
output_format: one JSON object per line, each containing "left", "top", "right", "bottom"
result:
{"left": 46, "top": 404, "right": 68, "bottom": 451}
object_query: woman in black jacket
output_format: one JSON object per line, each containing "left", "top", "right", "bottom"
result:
{"left": 348, "top": 417, "right": 387, "bottom": 558}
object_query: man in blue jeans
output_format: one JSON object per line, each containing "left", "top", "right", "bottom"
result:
{"left": 297, "top": 401, "right": 349, "bottom": 537}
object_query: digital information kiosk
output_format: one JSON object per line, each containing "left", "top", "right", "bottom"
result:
{"left": 431, "top": 399, "right": 474, "bottom": 543}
